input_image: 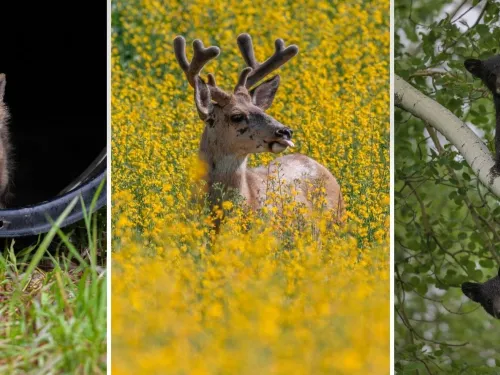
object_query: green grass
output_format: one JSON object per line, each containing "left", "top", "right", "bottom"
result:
{"left": 0, "top": 197, "right": 107, "bottom": 375}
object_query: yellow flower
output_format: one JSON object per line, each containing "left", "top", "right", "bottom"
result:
{"left": 111, "top": 0, "right": 390, "bottom": 373}
{"left": 222, "top": 201, "right": 233, "bottom": 210}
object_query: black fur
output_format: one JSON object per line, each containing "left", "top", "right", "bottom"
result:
{"left": 464, "top": 55, "right": 500, "bottom": 172}
{"left": 462, "top": 267, "right": 500, "bottom": 319}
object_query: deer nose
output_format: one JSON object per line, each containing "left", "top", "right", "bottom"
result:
{"left": 275, "top": 128, "right": 293, "bottom": 139}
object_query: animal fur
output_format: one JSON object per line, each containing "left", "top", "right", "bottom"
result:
{"left": 174, "top": 35, "right": 345, "bottom": 223}
{"left": 197, "top": 86, "right": 344, "bottom": 218}
{"left": 465, "top": 55, "right": 500, "bottom": 172}
{"left": 0, "top": 74, "right": 12, "bottom": 208}
{"left": 462, "top": 268, "right": 500, "bottom": 319}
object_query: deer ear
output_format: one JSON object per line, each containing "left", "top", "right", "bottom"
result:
{"left": 194, "top": 76, "right": 213, "bottom": 120}
{"left": 0, "top": 74, "right": 6, "bottom": 102}
{"left": 462, "top": 282, "right": 482, "bottom": 302}
{"left": 464, "top": 59, "right": 483, "bottom": 78}
{"left": 250, "top": 75, "right": 280, "bottom": 111}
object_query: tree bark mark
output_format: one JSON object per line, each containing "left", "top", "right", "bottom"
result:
{"left": 395, "top": 75, "right": 500, "bottom": 198}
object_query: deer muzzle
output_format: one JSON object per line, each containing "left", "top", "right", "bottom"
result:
{"left": 270, "top": 127, "right": 294, "bottom": 153}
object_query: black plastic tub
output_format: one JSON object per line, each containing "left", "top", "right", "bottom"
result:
{"left": 0, "top": 160, "right": 106, "bottom": 238}
{"left": 0, "top": 1, "right": 107, "bottom": 238}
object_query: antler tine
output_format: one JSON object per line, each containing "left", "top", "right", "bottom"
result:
{"left": 207, "top": 73, "right": 231, "bottom": 104}
{"left": 237, "top": 34, "right": 259, "bottom": 69}
{"left": 236, "top": 33, "right": 298, "bottom": 89}
{"left": 234, "top": 67, "right": 253, "bottom": 92}
{"left": 173, "top": 36, "right": 190, "bottom": 72}
{"left": 173, "top": 36, "right": 220, "bottom": 88}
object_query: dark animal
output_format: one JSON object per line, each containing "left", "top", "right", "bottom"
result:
{"left": 464, "top": 55, "right": 500, "bottom": 172}
{"left": 462, "top": 267, "right": 500, "bottom": 319}
{"left": 0, "top": 73, "right": 11, "bottom": 208}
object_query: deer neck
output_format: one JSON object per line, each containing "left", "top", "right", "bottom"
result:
{"left": 199, "top": 128, "right": 251, "bottom": 201}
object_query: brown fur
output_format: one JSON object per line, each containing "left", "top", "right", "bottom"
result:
{"left": 0, "top": 74, "right": 11, "bottom": 208}
{"left": 198, "top": 91, "right": 344, "bottom": 218}
{"left": 175, "top": 35, "right": 345, "bottom": 222}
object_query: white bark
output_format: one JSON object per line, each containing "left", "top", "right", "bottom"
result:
{"left": 395, "top": 75, "right": 500, "bottom": 198}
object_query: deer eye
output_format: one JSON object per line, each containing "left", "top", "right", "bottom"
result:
{"left": 230, "top": 114, "right": 246, "bottom": 123}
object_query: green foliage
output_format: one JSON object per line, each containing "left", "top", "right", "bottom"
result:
{"left": 0, "top": 202, "right": 107, "bottom": 374}
{"left": 395, "top": 0, "right": 500, "bottom": 373}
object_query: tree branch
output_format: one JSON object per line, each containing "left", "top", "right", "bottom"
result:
{"left": 395, "top": 75, "right": 500, "bottom": 198}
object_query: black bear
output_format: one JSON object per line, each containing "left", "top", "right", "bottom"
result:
{"left": 462, "top": 268, "right": 500, "bottom": 319}
{"left": 464, "top": 55, "right": 500, "bottom": 172}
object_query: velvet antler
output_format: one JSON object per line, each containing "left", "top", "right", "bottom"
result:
{"left": 236, "top": 33, "right": 298, "bottom": 89}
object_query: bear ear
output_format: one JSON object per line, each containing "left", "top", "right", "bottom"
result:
{"left": 464, "top": 59, "right": 483, "bottom": 78}
{"left": 462, "top": 282, "right": 482, "bottom": 302}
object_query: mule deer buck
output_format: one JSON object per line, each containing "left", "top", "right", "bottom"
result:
{"left": 0, "top": 73, "right": 11, "bottom": 208}
{"left": 174, "top": 34, "right": 344, "bottom": 222}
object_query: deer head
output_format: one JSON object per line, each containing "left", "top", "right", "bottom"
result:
{"left": 174, "top": 34, "right": 298, "bottom": 157}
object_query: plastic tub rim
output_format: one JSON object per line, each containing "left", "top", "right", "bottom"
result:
{"left": 0, "top": 170, "right": 106, "bottom": 238}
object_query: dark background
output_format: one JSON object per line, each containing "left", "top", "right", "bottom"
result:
{"left": 0, "top": 2, "right": 107, "bottom": 207}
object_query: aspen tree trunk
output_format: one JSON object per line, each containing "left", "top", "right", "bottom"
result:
{"left": 395, "top": 75, "right": 500, "bottom": 198}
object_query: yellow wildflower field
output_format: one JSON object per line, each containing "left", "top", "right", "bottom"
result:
{"left": 111, "top": 0, "right": 390, "bottom": 374}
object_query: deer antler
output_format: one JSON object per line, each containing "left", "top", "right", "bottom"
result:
{"left": 174, "top": 36, "right": 219, "bottom": 87}
{"left": 236, "top": 33, "right": 298, "bottom": 89}
{"left": 234, "top": 67, "right": 253, "bottom": 93}
{"left": 173, "top": 36, "right": 230, "bottom": 104}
